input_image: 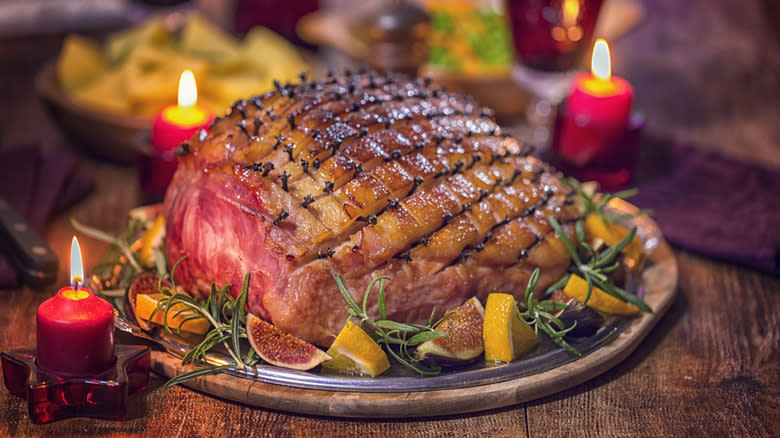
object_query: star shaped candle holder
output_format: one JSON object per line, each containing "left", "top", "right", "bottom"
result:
{"left": 1, "top": 345, "right": 150, "bottom": 424}
{"left": 1, "top": 237, "right": 151, "bottom": 424}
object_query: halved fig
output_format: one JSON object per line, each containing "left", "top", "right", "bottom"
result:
{"left": 246, "top": 314, "right": 331, "bottom": 370}
{"left": 415, "top": 297, "right": 485, "bottom": 365}
{"left": 548, "top": 290, "right": 605, "bottom": 337}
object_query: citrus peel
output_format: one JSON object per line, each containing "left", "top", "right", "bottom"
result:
{"left": 322, "top": 321, "right": 390, "bottom": 377}
{"left": 483, "top": 293, "right": 537, "bottom": 363}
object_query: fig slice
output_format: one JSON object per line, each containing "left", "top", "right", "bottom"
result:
{"left": 415, "top": 297, "right": 485, "bottom": 365}
{"left": 548, "top": 290, "right": 605, "bottom": 337}
{"left": 246, "top": 314, "right": 331, "bottom": 371}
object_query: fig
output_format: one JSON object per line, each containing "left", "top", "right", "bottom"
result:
{"left": 415, "top": 297, "right": 485, "bottom": 365}
{"left": 246, "top": 314, "right": 331, "bottom": 370}
{"left": 549, "top": 290, "right": 605, "bottom": 337}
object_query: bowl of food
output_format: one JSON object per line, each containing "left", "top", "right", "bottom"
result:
{"left": 36, "top": 61, "right": 149, "bottom": 163}
{"left": 37, "top": 13, "right": 310, "bottom": 164}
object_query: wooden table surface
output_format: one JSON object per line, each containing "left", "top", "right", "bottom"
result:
{"left": 1, "top": 0, "right": 778, "bottom": 436}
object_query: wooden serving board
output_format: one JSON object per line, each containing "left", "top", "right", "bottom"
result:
{"left": 151, "top": 235, "right": 677, "bottom": 418}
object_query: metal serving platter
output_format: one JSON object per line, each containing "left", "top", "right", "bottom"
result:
{"left": 113, "top": 199, "right": 675, "bottom": 397}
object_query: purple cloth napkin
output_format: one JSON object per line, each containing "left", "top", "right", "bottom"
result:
{"left": 632, "top": 137, "right": 780, "bottom": 275}
{"left": 0, "top": 144, "right": 95, "bottom": 288}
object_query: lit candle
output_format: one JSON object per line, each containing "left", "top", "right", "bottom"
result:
{"left": 150, "top": 70, "right": 214, "bottom": 151}
{"left": 140, "top": 70, "right": 213, "bottom": 202}
{"left": 36, "top": 237, "right": 115, "bottom": 375}
{"left": 555, "top": 39, "right": 634, "bottom": 166}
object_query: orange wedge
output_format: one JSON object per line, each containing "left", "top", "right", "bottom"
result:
{"left": 135, "top": 293, "right": 211, "bottom": 335}
{"left": 483, "top": 293, "right": 537, "bottom": 363}
{"left": 584, "top": 213, "right": 643, "bottom": 263}
{"left": 563, "top": 274, "right": 640, "bottom": 316}
{"left": 321, "top": 321, "right": 390, "bottom": 377}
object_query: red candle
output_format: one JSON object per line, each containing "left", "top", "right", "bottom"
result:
{"left": 36, "top": 237, "right": 115, "bottom": 375}
{"left": 140, "top": 70, "right": 213, "bottom": 202}
{"left": 555, "top": 39, "right": 634, "bottom": 166}
{"left": 151, "top": 70, "right": 213, "bottom": 152}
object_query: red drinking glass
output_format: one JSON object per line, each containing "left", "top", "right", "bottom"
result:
{"left": 508, "top": 0, "right": 604, "bottom": 72}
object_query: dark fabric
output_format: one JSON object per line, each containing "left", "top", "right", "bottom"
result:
{"left": 632, "top": 137, "right": 780, "bottom": 274}
{"left": 0, "top": 145, "right": 95, "bottom": 288}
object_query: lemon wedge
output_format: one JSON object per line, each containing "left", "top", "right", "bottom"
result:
{"left": 135, "top": 293, "right": 211, "bottom": 335}
{"left": 563, "top": 274, "right": 640, "bottom": 316}
{"left": 483, "top": 293, "right": 537, "bottom": 363}
{"left": 321, "top": 321, "right": 390, "bottom": 377}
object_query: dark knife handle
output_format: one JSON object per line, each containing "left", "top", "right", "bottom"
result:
{"left": 0, "top": 198, "right": 58, "bottom": 288}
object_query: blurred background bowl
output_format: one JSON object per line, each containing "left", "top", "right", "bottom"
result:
{"left": 35, "top": 61, "right": 149, "bottom": 164}
{"left": 420, "top": 68, "right": 530, "bottom": 122}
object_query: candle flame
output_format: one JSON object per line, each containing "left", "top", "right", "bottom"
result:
{"left": 591, "top": 39, "right": 611, "bottom": 81}
{"left": 178, "top": 69, "right": 198, "bottom": 108}
{"left": 562, "top": 0, "right": 580, "bottom": 27}
{"left": 70, "top": 236, "right": 84, "bottom": 289}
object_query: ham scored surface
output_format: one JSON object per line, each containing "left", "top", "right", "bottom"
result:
{"left": 164, "top": 71, "right": 579, "bottom": 347}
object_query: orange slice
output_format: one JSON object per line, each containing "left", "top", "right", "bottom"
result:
{"left": 321, "top": 321, "right": 390, "bottom": 377}
{"left": 563, "top": 274, "right": 639, "bottom": 316}
{"left": 584, "top": 213, "right": 643, "bottom": 263}
{"left": 135, "top": 293, "right": 211, "bottom": 335}
{"left": 483, "top": 293, "right": 537, "bottom": 363}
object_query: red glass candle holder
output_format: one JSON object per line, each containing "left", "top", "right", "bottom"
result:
{"left": 551, "top": 107, "right": 644, "bottom": 189}
{"left": 508, "top": 0, "right": 605, "bottom": 72}
{"left": 1, "top": 345, "right": 150, "bottom": 424}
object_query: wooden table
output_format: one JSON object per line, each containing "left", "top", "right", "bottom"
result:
{"left": 1, "top": 0, "right": 779, "bottom": 436}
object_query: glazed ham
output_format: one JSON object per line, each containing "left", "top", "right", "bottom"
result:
{"left": 164, "top": 70, "right": 579, "bottom": 347}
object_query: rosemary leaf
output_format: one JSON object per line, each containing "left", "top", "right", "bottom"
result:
{"left": 548, "top": 216, "right": 581, "bottom": 266}
{"left": 164, "top": 365, "right": 233, "bottom": 388}
{"left": 519, "top": 268, "right": 579, "bottom": 356}
{"left": 544, "top": 273, "right": 571, "bottom": 297}
{"left": 406, "top": 330, "right": 448, "bottom": 346}
{"left": 71, "top": 218, "right": 142, "bottom": 273}
{"left": 335, "top": 276, "right": 362, "bottom": 316}
{"left": 153, "top": 247, "right": 167, "bottom": 276}
{"left": 231, "top": 275, "right": 251, "bottom": 366}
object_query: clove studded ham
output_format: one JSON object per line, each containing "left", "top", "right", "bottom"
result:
{"left": 164, "top": 70, "right": 579, "bottom": 347}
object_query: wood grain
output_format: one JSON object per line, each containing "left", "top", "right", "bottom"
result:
{"left": 1, "top": 0, "right": 780, "bottom": 436}
{"left": 527, "top": 253, "right": 780, "bottom": 438}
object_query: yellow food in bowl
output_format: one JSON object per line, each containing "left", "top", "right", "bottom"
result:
{"left": 55, "top": 13, "right": 308, "bottom": 118}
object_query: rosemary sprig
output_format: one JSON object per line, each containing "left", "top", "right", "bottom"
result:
{"left": 565, "top": 177, "right": 652, "bottom": 224}
{"left": 72, "top": 217, "right": 143, "bottom": 273}
{"left": 158, "top": 273, "right": 261, "bottom": 388}
{"left": 519, "top": 268, "right": 579, "bottom": 356}
{"left": 335, "top": 275, "right": 449, "bottom": 376}
{"left": 547, "top": 216, "right": 652, "bottom": 313}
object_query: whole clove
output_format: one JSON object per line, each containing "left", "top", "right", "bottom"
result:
{"left": 273, "top": 209, "right": 289, "bottom": 226}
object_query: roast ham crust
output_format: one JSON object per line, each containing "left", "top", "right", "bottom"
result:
{"left": 164, "top": 71, "right": 579, "bottom": 347}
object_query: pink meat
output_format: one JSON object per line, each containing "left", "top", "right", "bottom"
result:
{"left": 164, "top": 71, "right": 578, "bottom": 347}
